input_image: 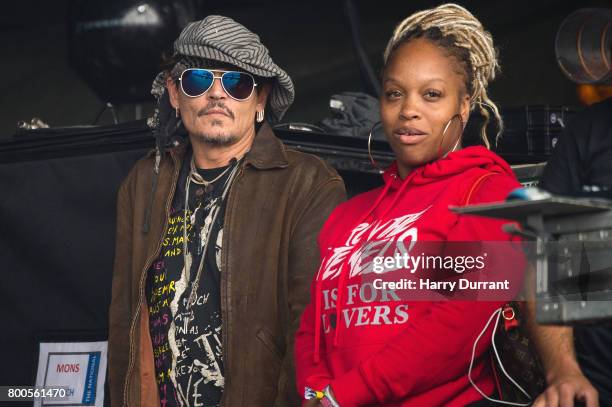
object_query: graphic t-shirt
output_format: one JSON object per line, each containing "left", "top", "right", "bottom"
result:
{"left": 147, "top": 152, "right": 233, "bottom": 407}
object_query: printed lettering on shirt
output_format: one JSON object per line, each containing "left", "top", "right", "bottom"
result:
{"left": 316, "top": 208, "right": 431, "bottom": 331}
{"left": 319, "top": 208, "right": 430, "bottom": 281}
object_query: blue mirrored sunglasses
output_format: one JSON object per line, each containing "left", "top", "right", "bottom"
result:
{"left": 178, "top": 68, "right": 258, "bottom": 101}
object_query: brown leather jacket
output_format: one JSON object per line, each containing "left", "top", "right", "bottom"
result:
{"left": 108, "top": 123, "right": 346, "bottom": 406}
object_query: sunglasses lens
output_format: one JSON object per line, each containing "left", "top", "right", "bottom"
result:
{"left": 181, "top": 69, "right": 214, "bottom": 97}
{"left": 222, "top": 72, "right": 255, "bottom": 100}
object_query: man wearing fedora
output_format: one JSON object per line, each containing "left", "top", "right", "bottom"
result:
{"left": 108, "top": 15, "right": 345, "bottom": 406}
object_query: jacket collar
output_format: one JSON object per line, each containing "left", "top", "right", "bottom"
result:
{"left": 243, "top": 122, "right": 289, "bottom": 169}
{"left": 162, "top": 122, "right": 289, "bottom": 170}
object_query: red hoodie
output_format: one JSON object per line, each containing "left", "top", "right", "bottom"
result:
{"left": 295, "top": 146, "right": 524, "bottom": 407}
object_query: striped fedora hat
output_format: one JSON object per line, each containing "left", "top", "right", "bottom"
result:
{"left": 151, "top": 15, "right": 294, "bottom": 123}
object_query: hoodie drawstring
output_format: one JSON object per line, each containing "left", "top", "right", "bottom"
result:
{"left": 378, "top": 170, "right": 418, "bottom": 220}
{"left": 314, "top": 279, "right": 323, "bottom": 364}
{"left": 313, "top": 170, "right": 418, "bottom": 363}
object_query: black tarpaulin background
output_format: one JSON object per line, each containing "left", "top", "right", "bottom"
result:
{"left": 0, "top": 122, "right": 154, "bottom": 405}
{"left": 0, "top": 148, "right": 146, "bottom": 403}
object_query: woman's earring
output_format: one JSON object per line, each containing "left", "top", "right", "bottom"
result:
{"left": 368, "top": 122, "right": 384, "bottom": 173}
{"left": 175, "top": 107, "right": 180, "bottom": 118}
{"left": 256, "top": 109, "right": 264, "bottom": 123}
{"left": 437, "top": 114, "right": 464, "bottom": 159}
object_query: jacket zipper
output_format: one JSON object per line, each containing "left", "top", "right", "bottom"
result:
{"left": 122, "top": 154, "right": 182, "bottom": 406}
{"left": 219, "top": 163, "right": 244, "bottom": 405}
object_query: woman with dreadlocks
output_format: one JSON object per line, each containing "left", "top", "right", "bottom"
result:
{"left": 295, "top": 4, "right": 530, "bottom": 406}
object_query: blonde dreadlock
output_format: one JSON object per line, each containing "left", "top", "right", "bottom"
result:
{"left": 383, "top": 3, "right": 502, "bottom": 148}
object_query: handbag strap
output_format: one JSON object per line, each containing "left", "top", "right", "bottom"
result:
{"left": 468, "top": 308, "right": 532, "bottom": 406}
{"left": 464, "top": 172, "right": 496, "bottom": 205}
{"left": 464, "top": 172, "right": 533, "bottom": 406}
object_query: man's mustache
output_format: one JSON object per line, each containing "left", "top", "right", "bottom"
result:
{"left": 197, "top": 102, "right": 235, "bottom": 120}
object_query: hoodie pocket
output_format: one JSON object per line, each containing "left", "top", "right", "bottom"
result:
{"left": 256, "top": 328, "right": 283, "bottom": 363}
